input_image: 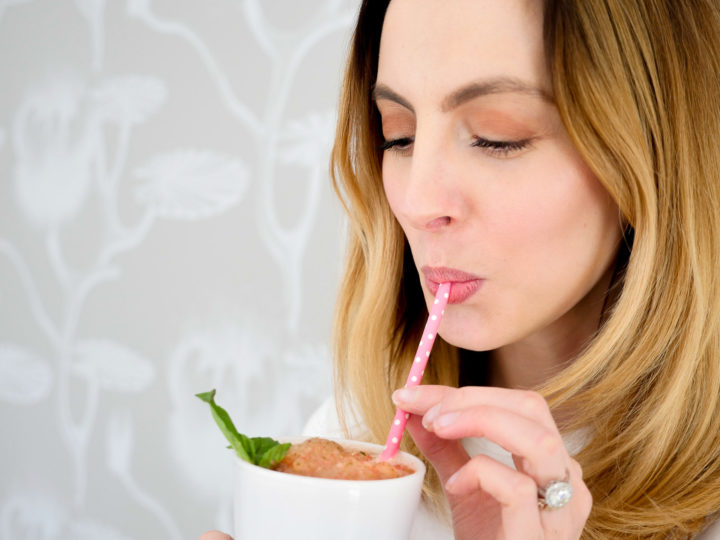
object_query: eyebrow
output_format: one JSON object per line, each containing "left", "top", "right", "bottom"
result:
{"left": 371, "top": 77, "right": 553, "bottom": 113}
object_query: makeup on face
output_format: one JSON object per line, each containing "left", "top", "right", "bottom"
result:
{"left": 376, "top": 0, "right": 622, "bottom": 356}
{"left": 375, "top": 86, "right": 557, "bottom": 161}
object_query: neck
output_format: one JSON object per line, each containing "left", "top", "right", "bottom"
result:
{"left": 488, "top": 326, "right": 589, "bottom": 390}
{"left": 488, "top": 262, "right": 617, "bottom": 390}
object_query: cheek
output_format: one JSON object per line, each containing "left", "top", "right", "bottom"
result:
{"left": 512, "top": 176, "right": 608, "bottom": 241}
{"left": 490, "top": 159, "right": 620, "bottom": 302}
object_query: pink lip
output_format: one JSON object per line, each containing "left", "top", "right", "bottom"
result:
{"left": 421, "top": 266, "right": 484, "bottom": 304}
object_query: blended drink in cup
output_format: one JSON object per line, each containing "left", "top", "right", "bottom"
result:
{"left": 274, "top": 437, "right": 414, "bottom": 479}
{"left": 198, "top": 284, "right": 451, "bottom": 539}
{"left": 197, "top": 390, "right": 426, "bottom": 540}
{"left": 234, "top": 436, "right": 425, "bottom": 540}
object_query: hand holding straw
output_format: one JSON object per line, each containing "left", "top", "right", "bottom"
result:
{"left": 379, "top": 282, "right": 451, "bottom": 461}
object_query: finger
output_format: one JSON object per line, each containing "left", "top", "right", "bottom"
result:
{"left": 393, "top": 385, "right": 558, "bottom": 434}
{"left": 405, "top": 414, "right": 470, "bottom": 486}
{"left": 198, "top": 532, "right": 233, "bottom": 540}
{"left": 537, "top": 458, "right": 592, "bottom": 537}
{"left": 392, "top": 385, "right": 455, "bottom": 415}
{"left": 446, "top": 454, "right": 542, "bottom": 539}
{"left": 542, "top": 458, "right": 594, "bottom": 526}
{"left": 428, "top": 404, "right": 568, "bottom": 487}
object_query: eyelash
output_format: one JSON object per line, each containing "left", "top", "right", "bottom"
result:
{"left": 377, "top": 136, "right": 532, "bottom": 157}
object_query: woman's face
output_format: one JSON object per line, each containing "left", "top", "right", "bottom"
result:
{"left": 375, "top": 0, "right": 622, "bottom": 353}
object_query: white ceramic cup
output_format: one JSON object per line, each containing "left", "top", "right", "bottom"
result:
{"left": 233, "top": 437, "right": 426, "bottom": 540}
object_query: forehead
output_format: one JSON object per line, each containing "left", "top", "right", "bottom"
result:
{"left": 377, "top": 0, "right": 550, "bottom": 101}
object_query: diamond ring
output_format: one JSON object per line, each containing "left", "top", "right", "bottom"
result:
{"left": 537, "top": 471, "right": 572, "bottom": 510}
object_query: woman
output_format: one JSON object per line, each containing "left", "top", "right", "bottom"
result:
{"left": 203, "top": 0, "right": 720, "bottom": 538}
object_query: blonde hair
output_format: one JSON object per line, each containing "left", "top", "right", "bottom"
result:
{"left": 330, "top": 1, "right": 720, "bottom": 538}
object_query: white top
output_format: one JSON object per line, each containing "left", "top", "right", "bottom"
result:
{"left": 303, "top": 397, "right": 720, "bottom": 540}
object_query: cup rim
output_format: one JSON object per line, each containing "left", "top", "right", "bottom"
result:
{"left": 234, "top": 436, "right": 426, "bottom": 485}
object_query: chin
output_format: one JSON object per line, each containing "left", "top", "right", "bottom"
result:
{"left": 438, "top": 326, "right": 500, "bottom": 353}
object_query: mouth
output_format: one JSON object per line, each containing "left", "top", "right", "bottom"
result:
{"left": 421, "top": 266, "right": 484, "bottom": 304}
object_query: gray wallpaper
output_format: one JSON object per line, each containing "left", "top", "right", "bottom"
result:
{"left": 0, "top": 1, "right": 354, "bottom": 538}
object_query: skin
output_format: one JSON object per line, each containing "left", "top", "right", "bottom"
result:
{"left": 376, "top": 0, "right": 621, "bottom": 391}
{"left": 203, "top": 0, "right": 618, "bottom": 538}
{"left": 198, "top": 533, "right": 230, "bottom": 540}
{"left": 375, "top": 0, "right": 617, "bottom": 537}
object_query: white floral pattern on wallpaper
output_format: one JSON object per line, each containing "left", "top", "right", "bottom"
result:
{"left": 0, "top": 1, "right": 353, "bottom": 538}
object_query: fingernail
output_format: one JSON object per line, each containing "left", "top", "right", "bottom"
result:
{"left": 422, "top": 404, "right": 441, "bottom": 429}
{"left": 435, "top": 411, "right": 458, "bottom": 428}
{"left": 393, "top": 388, "right": 418, "bottom": 404}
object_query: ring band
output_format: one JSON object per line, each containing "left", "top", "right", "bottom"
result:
{"left": 537, "top": 470, "right": 572, "bottom": 510}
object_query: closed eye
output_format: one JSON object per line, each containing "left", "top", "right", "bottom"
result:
{"left": 378, "top": 136, "right": 415, "bottom": 153}
{"left": 472, "top": 137, "right": 532, "bottom": 157}
{"left": 378, "top": 136, "right": 533, "bottom": 157}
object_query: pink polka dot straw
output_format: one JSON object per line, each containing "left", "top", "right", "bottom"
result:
{"left": 379, "top": 282, "right": 451, "bottom": 461}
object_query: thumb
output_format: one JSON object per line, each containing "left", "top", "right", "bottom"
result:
{"left": 198, "top": 532, "right": 233, "bottom": 540}
{"left": 406, "top": 414, "right": 470, "bottom": 486}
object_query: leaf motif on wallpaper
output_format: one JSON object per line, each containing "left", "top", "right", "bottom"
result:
{"left": 0, "top": 343, "right": 53, "bottom": 405}
{"left": 12, "top": 74, "right": 95, "bottom": 228}
{"left": 280, "top": 110, "right": 336, "bottom": 168}
{"left": 105, "top": 409, "right": 183, "bottom": 540}
{"left": 72, "top": 339, "right": 155, "bottom": 393}
{"left": 124, "top": 0, "right": 150, "bottom": 18}
{"left": 166, "top": 324, "right": 277, "bottom": 502}
{"left": 0, "top": 494, "right": 64, "bottom": 540}
{"left": 134, "top": 150, "right": 249, "bottom": 220}
{"left": 90, "top": 75, "right": 166, "bottom": 125}
{"left": 0, "top": 494, "right": 131, "bottom": 540}
{"left": 105, "top": 408, "right": 134, "bottom": 475}
{"left": 73, "top": 0, "right": 106, "bottom": 71}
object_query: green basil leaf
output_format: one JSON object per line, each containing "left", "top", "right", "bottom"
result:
{"left": 251, "top": 437, "right": 279, "bottom": 458}
{"left": 238, "top": 432, "right": 255, "bottom": 461}
{"left": 195, "top": 389, "right": 251, "bottom": 463}
{"left": 197, "top": 389, "right": 292, "bottom": 468}
{"left": 258, "top": 442, "right": 291, "bottom": 469}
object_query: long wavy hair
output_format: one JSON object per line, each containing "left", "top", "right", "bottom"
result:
{"left": 329, "top": 1, "right": 720, "bottom": 538}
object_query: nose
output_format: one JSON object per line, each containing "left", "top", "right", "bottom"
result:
{"left": 391, "top": 132, "right": 462, "bottom": 232}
